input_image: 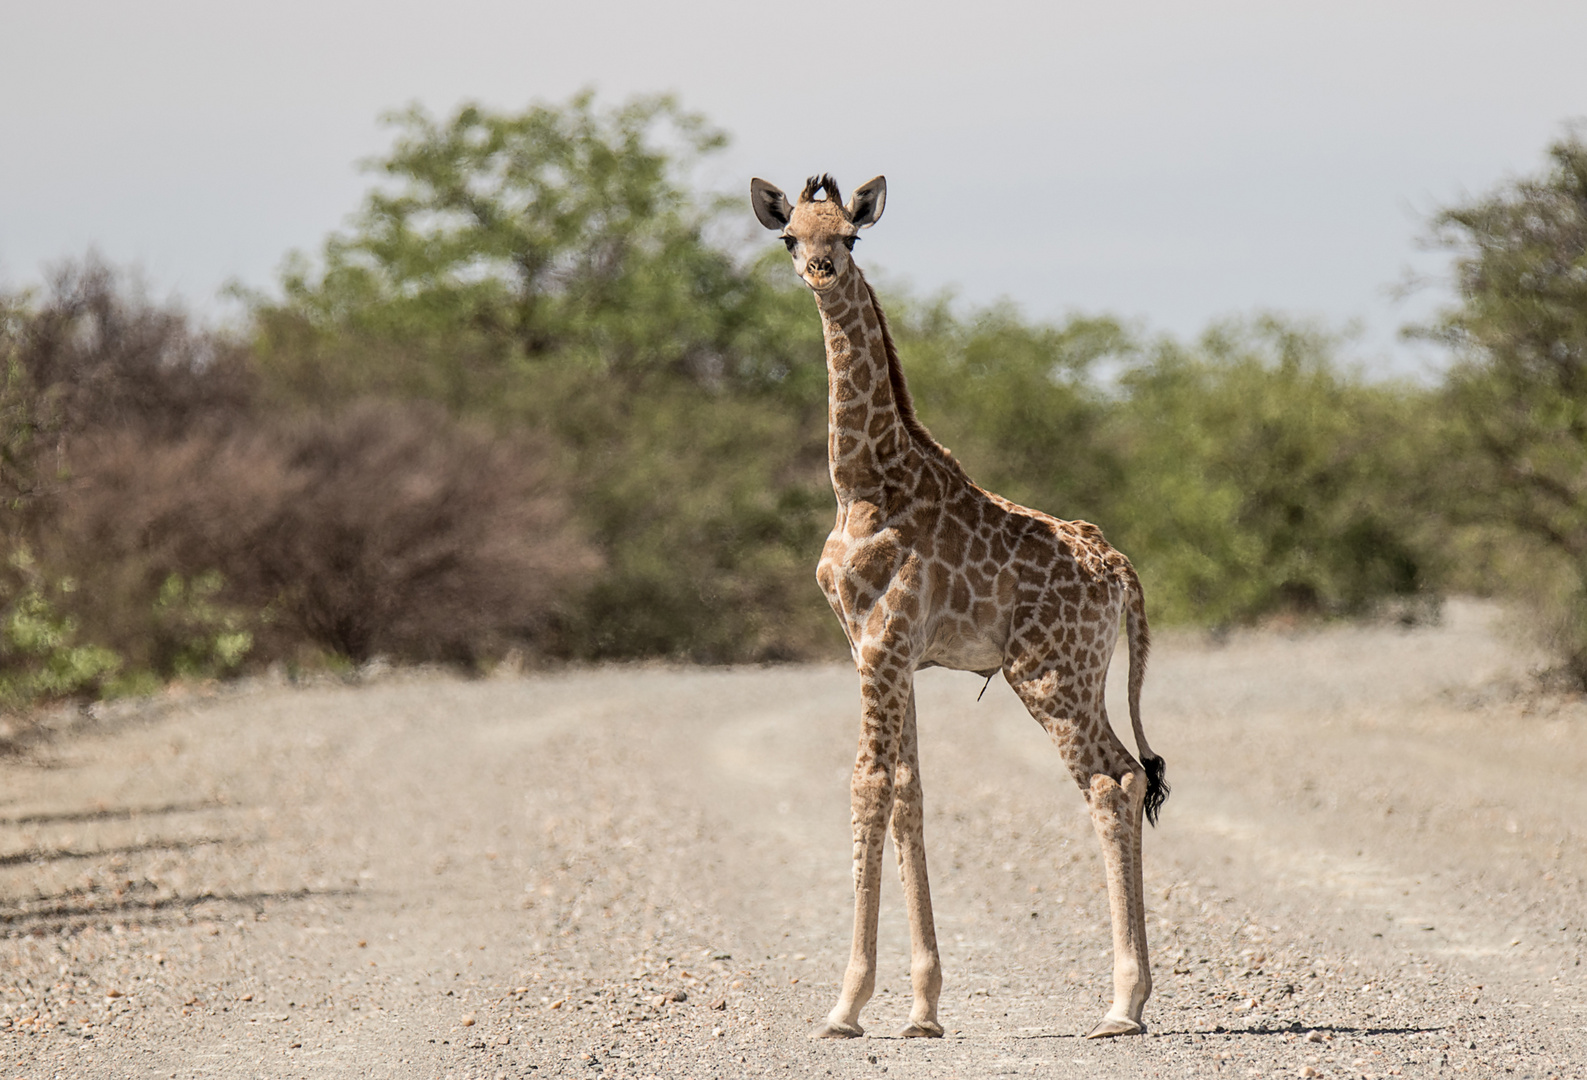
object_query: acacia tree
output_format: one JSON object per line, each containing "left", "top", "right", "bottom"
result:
{"left": 1423, "top": 129, "right": 1587, "bottom": 682}
{"left": 254, "top": 92, "right": 816, "bottom": 405}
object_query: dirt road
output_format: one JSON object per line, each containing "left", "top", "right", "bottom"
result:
{"left": 2, "top": 600, "right": 1583, "bottom": 1078}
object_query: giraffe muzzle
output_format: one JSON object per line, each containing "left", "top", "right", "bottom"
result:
{"left": 806, "top": 256, "right": 835, "bottom": 278}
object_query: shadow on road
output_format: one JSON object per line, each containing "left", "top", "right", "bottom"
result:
{"left": 0, "top": 835, "right": 232, "bottom": 868}
{"left": 0, "top": 799, "right": 225, "bottom": 827}
{"left": 1008, "top": 1021, "right": 1447, "bottom": 1040}
{"left": 0, "top": 884, "right": 355, "bottom": 935}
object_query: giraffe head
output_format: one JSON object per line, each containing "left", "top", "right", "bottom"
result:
{"left": 750, "top": 174, "right": 886, "bottom": 293}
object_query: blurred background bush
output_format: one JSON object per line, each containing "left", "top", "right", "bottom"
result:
{"left": 3, "top": 94, "right": 1584, "bottom": 719}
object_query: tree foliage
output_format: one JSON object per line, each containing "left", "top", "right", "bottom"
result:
{"left": 897, "top": 303, "right": 1129, "bottom": 521}
{"left": 22, "top": 92, "right": 1566, "bottom": 715}
{"left": 1422, "top": 129, "right": 1587, "bottom": 681}
{"left": 254, "top": 93, "right": 822, "bottom": 407}
{"left": 1112, "top": 318, "right": 1434, "bottom": 625}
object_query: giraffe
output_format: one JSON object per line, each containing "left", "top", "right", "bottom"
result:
{"left": 750, "top": 173, "right": 1169, "bottom": 1040}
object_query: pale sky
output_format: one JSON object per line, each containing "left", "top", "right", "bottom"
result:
{"left": 3, "top": 1, "right": 1585, "bottom": 373}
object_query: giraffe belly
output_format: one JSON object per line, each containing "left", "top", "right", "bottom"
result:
{"left": 919, "top": 620, "right": 1006, "bottom": 673}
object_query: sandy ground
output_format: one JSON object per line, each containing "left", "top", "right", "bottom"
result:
{"left": 1, "top": 599, "right": 1584, "bottom": 1079}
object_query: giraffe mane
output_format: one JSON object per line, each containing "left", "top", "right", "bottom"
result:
{"left": 800, "top": 174, "right": 843, "bottom": 207}
{"left": 861, "top": 276, "right": 974, "bottom": 486}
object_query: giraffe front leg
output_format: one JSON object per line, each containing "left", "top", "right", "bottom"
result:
{"left": 812, "top": 760, "right": 890, "bottom": 1038}
{"left": 812, "top": 677, "right": 900, "bottom": 1039}
{"left": 889, "top": 694, "right": 944, "bottom": 1038}
{"left": 1085, "top": 769, "right": 1152, "bottom": 1038}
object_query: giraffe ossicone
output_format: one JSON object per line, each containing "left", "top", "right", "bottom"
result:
{"left": 751, "top": 172, "right": 1169, "bottom": 1040}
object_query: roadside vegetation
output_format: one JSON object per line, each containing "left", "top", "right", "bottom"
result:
{"left": 3, "top": 94, "right": 1584, "bottom": 726}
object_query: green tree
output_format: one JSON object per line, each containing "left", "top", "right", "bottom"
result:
{"left": 253, "top": 92, "right": 820, "bottom": 408}
{"left": 1420, "top": 128, "right": 1587, "bottom": 682}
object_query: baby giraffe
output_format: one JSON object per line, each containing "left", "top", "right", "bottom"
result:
{"left": 751, "top": 173, "right": 1168, "bottom": 1040}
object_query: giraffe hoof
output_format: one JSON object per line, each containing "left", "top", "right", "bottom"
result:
{"left": 809, "top": 1020, "right": 864, "bottom": 1039}
{"left": 897, "top": 1020, "right": 944, "bottom": 1038}
{"left": 1084, "top": 1016, "right": 1145, "bottom": 1039}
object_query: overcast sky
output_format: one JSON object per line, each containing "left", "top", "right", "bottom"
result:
{"left": 4, "top": 1, "right": 1585, "bottom": 373}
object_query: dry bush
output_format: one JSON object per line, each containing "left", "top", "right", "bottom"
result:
{"left": 3, "top": 259, "right": 263, "bottom": 712}
{"left": 53, "top": 400, "right": 597, "bottom": 666}
{"left": 7, "top": 260, "right": 594, "bottom": 682}
{"left": 11, "top": 259, "right": 254, "bottom": 444}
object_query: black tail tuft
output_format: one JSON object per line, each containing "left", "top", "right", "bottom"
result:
{"left": 1142, "top": 754, "right": 1169, "bottom": 827}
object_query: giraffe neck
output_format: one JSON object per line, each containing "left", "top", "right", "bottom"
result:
{"left": 814, "top": 269, "right": 915, "bottom": 502}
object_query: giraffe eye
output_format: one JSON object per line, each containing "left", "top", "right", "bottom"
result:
{"left": 842, "top": 236, "right": 858, "bottom": 251}
{"left": 781, "top": 235, "right": 798, "bottom": 252}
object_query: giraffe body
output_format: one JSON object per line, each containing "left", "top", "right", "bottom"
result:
{"left": 751, "top": 174, "right": 1167, "bottom": 1040}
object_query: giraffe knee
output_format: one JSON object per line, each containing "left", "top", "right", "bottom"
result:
{"left": 889, "top": 790, "right": 923, "bottom": 849}
{"left": 1117, "top": 769, "right": 1146, "bottom": 811}
{"left": 1086, "top": 772, "right": 1135, "bottom": 834}
{"left": 850, "top": 773, "right": 894, "bottom": 830}
{"left": 891, "top": 764, "right": 922, "bottom": 811}
{"left": 1088, "top": 772, "right": 1122, "bottom": 806}
{"left": 1089, "top": 768, "right": 1148, "bottom": 806}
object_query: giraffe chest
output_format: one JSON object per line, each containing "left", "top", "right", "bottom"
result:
{"left": 817, "top": 501, "right": 1013, "bottom": 672}
{"left": 817, "top": 510, "right": 903, "bottom": 648}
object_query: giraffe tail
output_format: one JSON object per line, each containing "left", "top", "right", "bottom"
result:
{"left": 1125, "top": 577, "right": 1169, "bottom": 826}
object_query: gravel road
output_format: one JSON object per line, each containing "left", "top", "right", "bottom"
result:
{"left": 2, "top": 599, "right": 1583, "bottom": 1079}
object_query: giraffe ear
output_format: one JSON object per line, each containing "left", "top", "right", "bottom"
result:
{"left": 750, "top": 178, "right": 792, "bottom": 230}
{"left": 846, "top": 176, "right": 886, "bottom": 227}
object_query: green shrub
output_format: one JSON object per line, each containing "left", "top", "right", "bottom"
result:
{"left": 152, "top": 572, "right": 254, "bottom": 680}
{"left": 542, "top": 371, "right": 838, "bottom": 661}
{"left": 0, "top": 548, "right": 122, "bottom": 711}
{"left": 895, "top": 301, "right": 1130, "bottom": 522}
{"left": 1109, "top": 317, "right": 1438, "bottom": 625}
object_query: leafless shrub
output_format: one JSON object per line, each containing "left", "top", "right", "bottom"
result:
{"left": 53, "top": 400, "right": 598, "bottom": 666}
{"left": 12, "top": 257, "right": 254, "bottom": 442}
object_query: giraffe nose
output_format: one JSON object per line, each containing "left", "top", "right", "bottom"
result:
{"left": 806, "top": 256, "right": 834, "bottom": 277}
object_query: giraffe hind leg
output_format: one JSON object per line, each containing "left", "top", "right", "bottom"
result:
{"left": 1084, "top": 769, "right": 1151, "bottom": 1037}
{"left": 1008, "top": 672, "right": 1153, "bottom": 1038}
